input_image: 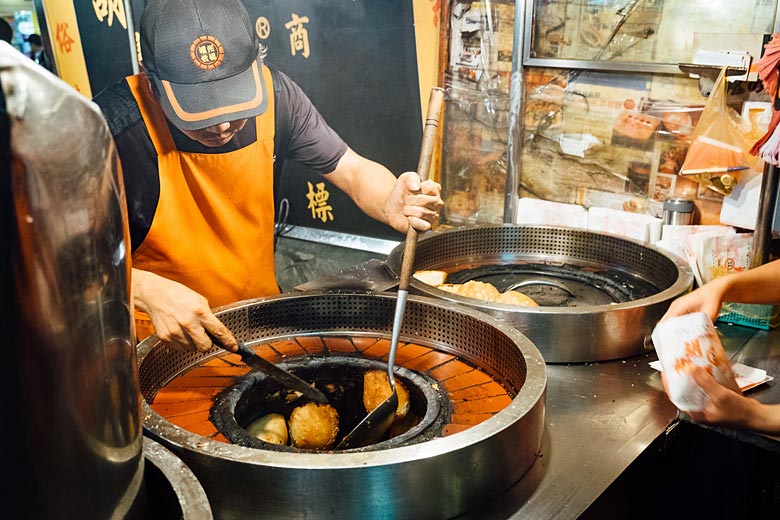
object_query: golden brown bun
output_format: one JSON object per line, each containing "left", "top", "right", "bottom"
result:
{"left": 437, "top": 280, "right": 500, "bottom": 301}
{"left": 363, "top": 369, "right": 410, "bottom": 420}
{"left": 288, "top": 403, "right": 339, "bottom": 450}
{"left": 495, "top": 290, "right": 539, "bottom": 306}
{"left": 438, "top": 280, "right": 537, "bottom": 306}
{"left": 413, "top": 270, "right": 448, "bottom": 285}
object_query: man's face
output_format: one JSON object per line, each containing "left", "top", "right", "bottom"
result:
{"left": 179, "top": 119, "right": 248, "bottom": 147}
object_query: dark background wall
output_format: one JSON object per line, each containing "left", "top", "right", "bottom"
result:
{"left": 245, "top": 0, "right": 422, "bottom": 242}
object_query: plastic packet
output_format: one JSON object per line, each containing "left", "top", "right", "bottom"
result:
{"left": 679, "top": 66, "right": 757, "bottom": 195}
{"left": 651, "top": 312, "right": 739, "bottom": 412}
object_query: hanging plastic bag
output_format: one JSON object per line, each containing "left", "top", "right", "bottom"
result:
{"left": 679, "top": 66, "right": 757, "bottom": 195}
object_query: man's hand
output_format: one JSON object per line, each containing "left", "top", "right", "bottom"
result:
{"left": 385, "top": 171, "right": 443, "bottom": 233}
{"left": 326, "top": 148, "right": 443, "bottom": 233}
{"left": 132, "top": 269, "right": 239, "bottom": 353}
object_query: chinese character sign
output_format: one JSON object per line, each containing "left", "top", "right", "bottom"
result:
{"left": 92, "top": 0, "right": 128, "bottom": 29}
{"left": 56, "top": 22, "right": 75, "bottom": 54}
{"left": 253, "top": 11, "right": 313, "bottom": 60}
{"left": 241, "top": 1, "right": 421, "bottom": 240}
{"left": 284, "top": 13, "right": 310, "bottom": 58}
{"left": 306, "top": 182, "right": 334, "bottom": 222}
{"left": 70, "top": 0, "right": 136, "bottom": 96}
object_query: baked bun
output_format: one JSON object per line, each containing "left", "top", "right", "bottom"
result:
{"left": 495, "top": 290, "right": 538, "bottom": 306}
{"left": 288, "top": 403, "right": 339, "bottom": 450}
{"left": 363, "top": 369, "right": 410, "bottom": 420}
{"left": 413, "top": 270, "right": 448, "bottom": 285}
{"left": 438, "top": 280, "right": 538, "bottom": 306}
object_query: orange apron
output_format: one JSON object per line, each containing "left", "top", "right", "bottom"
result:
{"left": 126, "top": 69, "right": 279, "bottom": 341}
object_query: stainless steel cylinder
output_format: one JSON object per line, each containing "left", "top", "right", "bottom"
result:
{"left": 143, "top": 437, "right": 213, "bottom": 519}
{"left": 663, "top": 198, "right": 695, "bottom": 226}
{"left": 1, "top": 43, "right": 144, "bottom": 517}
{"left": 385, "top": 225, "right": 694, "bottom": 363}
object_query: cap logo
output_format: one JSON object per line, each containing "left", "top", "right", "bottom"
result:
{"left": 190, "top": 36, "right": 224, "bottom": 70}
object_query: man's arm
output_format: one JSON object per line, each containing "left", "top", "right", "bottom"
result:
{"left": 325, "top": 147, "right": 442, "bottom": 233}
{"left": 133, "top": 268, "right": 238, "bottom": 353}
{"left": 271, "top": 70, "right": 442, "bottom": 232}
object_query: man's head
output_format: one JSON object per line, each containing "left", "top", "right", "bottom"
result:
{"left": 139, "top": 0, "right": 268, "bottom": 133}
{"left": 178, "top": 119, "right": 249, "bottom": 148}
{"left": 26, "top": 34, "right": 42, "bottom": 51}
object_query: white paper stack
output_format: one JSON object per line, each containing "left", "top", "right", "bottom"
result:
{"left": 719, "top": 169, "right": 763, "bottom": 230}
{"left": 655, "top": 225, "right": 737, "bottom": 286}
{"left": 688, "top": 232, "right": 753, "bottom": 285}
{"left": 586, "top": 206, "right": 662, "bottom": 243}
{"left": 758, "top": 123, "right": 780, "bottom": 167}
{"left": 516, "top": 198, "right": 589, "bottom": 229}
{"left": 649, "top": 360, "right": 773, "bottom": 392}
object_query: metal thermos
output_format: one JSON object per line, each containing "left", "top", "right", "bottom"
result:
{"left": 663, "top": 198, "right": 695, "bottom": 225}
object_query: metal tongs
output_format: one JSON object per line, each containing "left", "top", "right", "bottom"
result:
{"left": 337, "top": 87, "right": 446, "bottom": 449}
{"left": 206, "top": 328, "right": 328, "bottom": 404}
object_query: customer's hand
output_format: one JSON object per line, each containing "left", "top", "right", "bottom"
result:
{"left": 660, "top": 278, "right": 728, "bottom": 322}
{"left": 661, "top": 365, "right": 754, "bottom": 429}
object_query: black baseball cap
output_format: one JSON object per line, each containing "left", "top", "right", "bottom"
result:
{"left": 139, "top": 0, "right": 268, "bottom": 130}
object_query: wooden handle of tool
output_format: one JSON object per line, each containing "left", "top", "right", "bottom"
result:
{"left": 398, "top": 87, "right": 446, "bottom": 292}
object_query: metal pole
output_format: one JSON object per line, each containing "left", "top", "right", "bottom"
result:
{"left": 504, "top": 0, "right": 528, "bottom": 223}
{"left": 752, "top": 162, "right": 779, "bottom": 267}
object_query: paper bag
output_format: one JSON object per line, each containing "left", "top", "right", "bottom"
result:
{"left": 652, "top": 312, "right": 739, "bottom": 412}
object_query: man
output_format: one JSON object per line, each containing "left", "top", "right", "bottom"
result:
{"left": 26, "top": 34, "right": 53, "bottom": 72}
{"left": 94, "top": 0, "right": 443, "bottom": 354}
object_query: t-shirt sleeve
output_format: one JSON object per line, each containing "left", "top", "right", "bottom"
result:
{"left": 273, "top": 69, "right": 348, "bottom": 174}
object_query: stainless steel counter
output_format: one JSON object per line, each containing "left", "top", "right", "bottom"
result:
{"left": 457, "top": 354, "right": 675, "bottom": 519}
{"left": 460, "top": 321, "right": 778, "bottom": 519}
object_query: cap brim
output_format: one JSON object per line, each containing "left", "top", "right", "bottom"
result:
{"left": 151, "top": 57, "right": 268, "bottom": 131}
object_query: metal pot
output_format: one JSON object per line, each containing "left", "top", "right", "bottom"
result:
{"left": 385, "top": 224, "right": 694, "bottom": 363}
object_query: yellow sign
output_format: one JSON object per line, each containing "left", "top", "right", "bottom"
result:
{"left": 413, "top": 0, "right": 440, "bottom": 127}
{"left": 41, "top": 0, "right": 92, "bottom": 97}
{"left": 413, "top": 0, "right": 441, "bottom": 181}
{"left": 306, "top": 181, "right": 334, "bottom": 222}
{"left": 285, "top": 13, "right": 310, "bottom": 58}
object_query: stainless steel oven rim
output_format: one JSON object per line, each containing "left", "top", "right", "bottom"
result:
{"left": 137, "top": 292, "right": 547, "bottom": 519}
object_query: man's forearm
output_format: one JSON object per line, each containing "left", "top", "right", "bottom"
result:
{"left": 326, "top": 148, "right": 396, "bottom": 225}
